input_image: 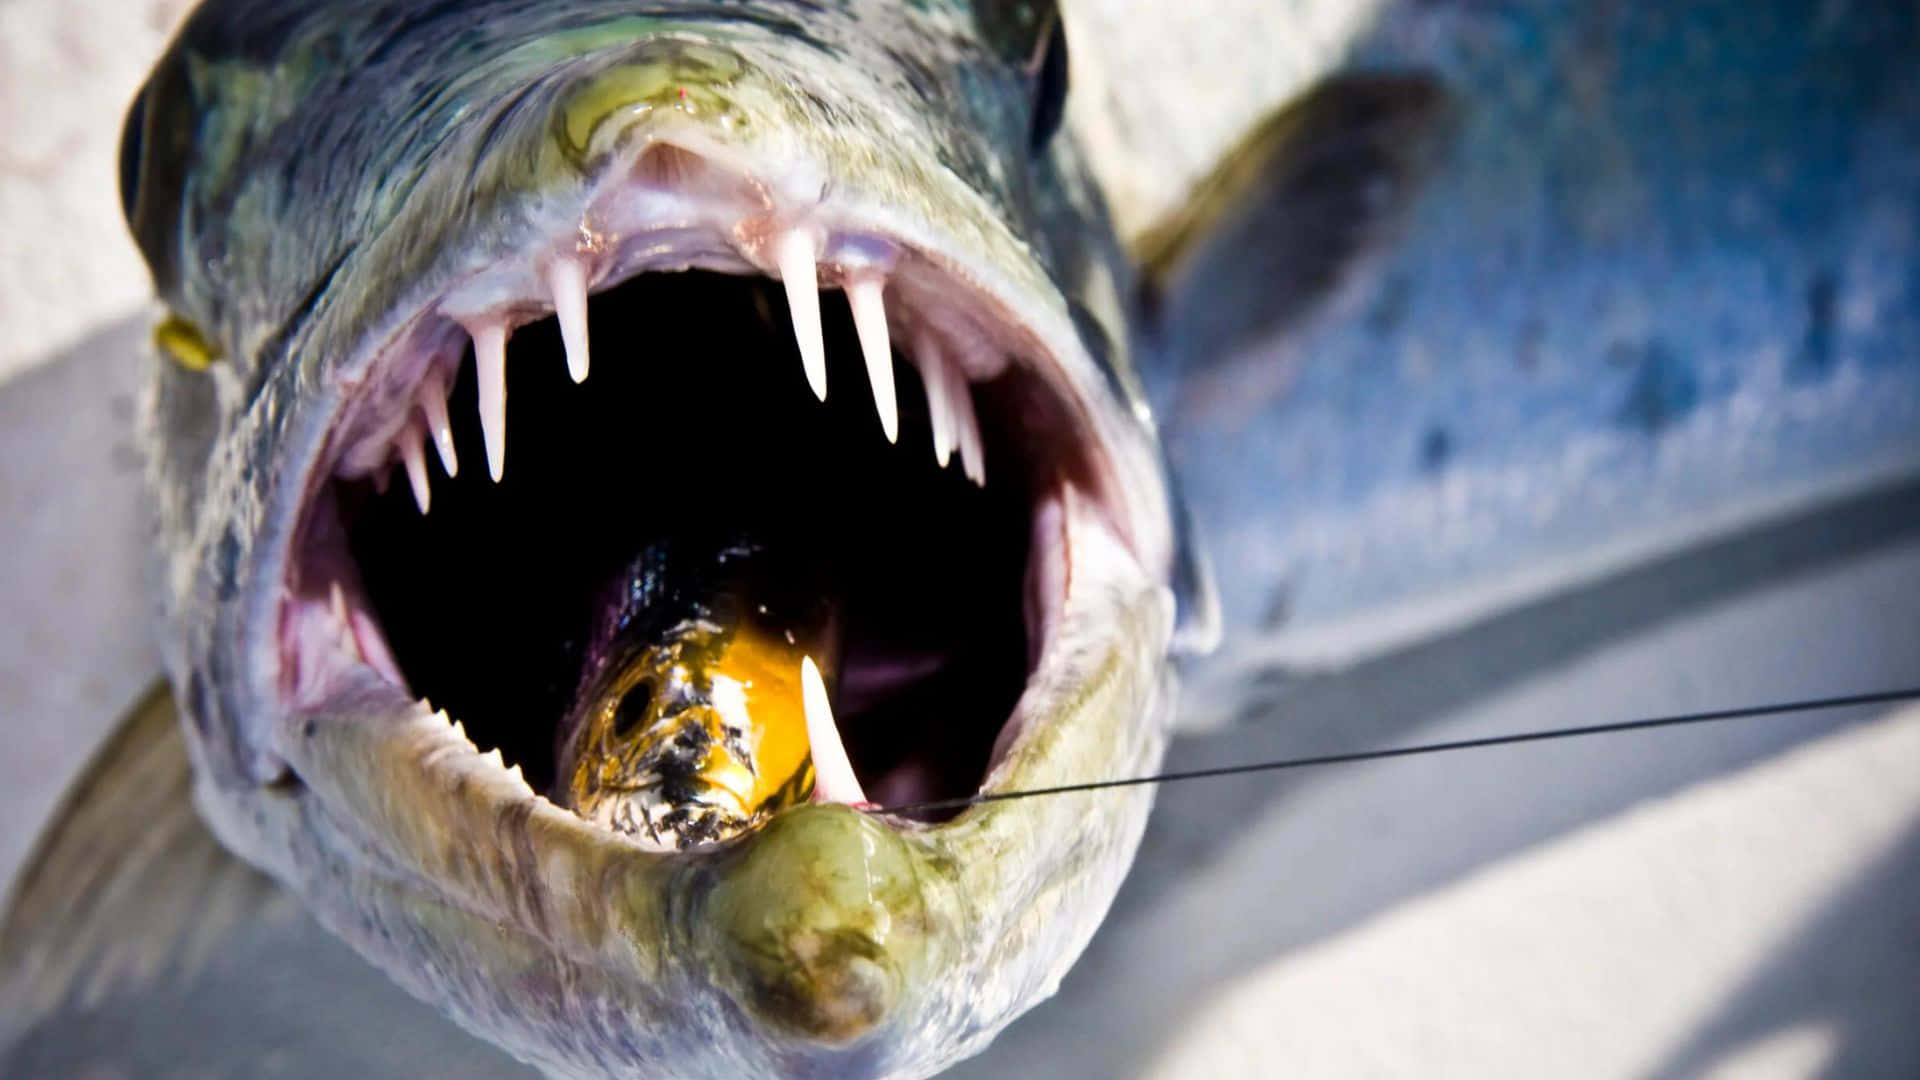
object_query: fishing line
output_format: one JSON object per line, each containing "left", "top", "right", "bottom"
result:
{"left": 876, "top": 686, "right": 1920, "bottom": 817}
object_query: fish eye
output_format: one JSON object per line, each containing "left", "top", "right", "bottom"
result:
{"left": 977, "top": 2, "right": 1068, "bottom": 152}
{"left": 1028, "top": 14, "right": 1069, "bottom": 152}
{"left": 119, "top": 86, "right": 148, "bottom": 224}
{"left": 612, "top": 679, "right": 656, "bottom": 737}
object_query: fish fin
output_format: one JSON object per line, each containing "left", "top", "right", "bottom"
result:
{"left": 1167, "top": 468, "right": 1223, "bottom": 661}
{"left": 1137, "top": 71, "right": 1455, "bottom": 373}
{"left": 1, "top": 680, "right": 294, "bottom": 1049}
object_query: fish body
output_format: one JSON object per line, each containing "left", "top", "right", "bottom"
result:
{"left": 29, "top": 2, "right": 1212, "bottom": 1077}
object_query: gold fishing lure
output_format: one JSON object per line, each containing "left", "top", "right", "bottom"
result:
{"left": 556, "top": 539, "right": 840, "bottom": 849}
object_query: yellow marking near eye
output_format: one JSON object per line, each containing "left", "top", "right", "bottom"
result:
{"left": 154, "top": 314, "right": 220, "bottom": 372}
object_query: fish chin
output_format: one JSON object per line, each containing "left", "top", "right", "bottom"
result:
{"left": 172, "top": 40, "right": 1180, "bottom": 1079}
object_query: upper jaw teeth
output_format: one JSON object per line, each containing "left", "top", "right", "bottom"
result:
{"left": 399, "top": 421, "right": 432, "bottom": 514}
{"left": 419, "top": 370, "right": 458, "bottom": 478}
{"left": 354, "top": 224, "right": 993, "bottom": 504}
{"left": 844, "top": 272, "right": 899, "bottom": 444}
{"left": 466, "top": 318, "right": 511, "bottom": 482}
{"left": 548, "top": 257, "right": 593, "bottom": 384}
{"left": 774, "top": 229, "right": 829, "bottom": 403}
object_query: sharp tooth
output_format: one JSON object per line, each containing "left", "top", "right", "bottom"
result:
{"left": 419, "top": 372, "right": 458, "bottom": 478}
{"left": 482, "top": 747, "right": 505, "bottom": 770}
{"left": 917, "top": 334, "right": 954, "bottom": 468}
{"left": 947, "top": 362, "right": 985, "bottom": 486}
{"left": 773, "top": 230, "right": 827, "bottom": 401}
{"left": 801, "top": 655, "right": 867, "bottom": 805}
{"left": 468, "top": 319, "right": 510, "bottom": 481}
{"left": 330, "top": 582, "right": 364, "bottom": 662}
{"left": 846, "top": 275, "right": 898, "bottom": 442}
{"left": 400, "top": 423, "right": 432, "bottom": 514}
{"left": 549, "top": 258, "right": 591, "bottom": 383}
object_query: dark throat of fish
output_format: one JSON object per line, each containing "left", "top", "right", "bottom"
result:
{"left": 325, "top": 271, "right": 1042, "bottom": 841}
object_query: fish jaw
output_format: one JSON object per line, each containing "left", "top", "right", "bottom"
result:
{"left": 197, "top": 485, "right": 1172, "bottom": 1079}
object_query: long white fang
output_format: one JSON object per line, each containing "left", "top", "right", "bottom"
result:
{"left": 846, "top": 275, "right": 898, "bottom": 442}
{"left": 400, "top": 424, "right": 432, "bottom": 514}
{"left": 947, "top": 361, "right": 985, "bottom": 486}
{"left": 419, "top": 372, "right": 458, "bottom": 478}
{"left": 774, "top": 230, "right": 827, "bottom": 400}
{"left": 917, "top": 335, "right": 954, "bottom": 468}
{"left": 549, "top": 258, "right": 591, "bottom": 383}
{"left": 801, "top": 655, "right": 867, "bottom": 805}
{"left": 505, "top": 762, "right": 531, "bottom": 794}
{"left": 470, "top": 320, "right": 509, "bottom": 481}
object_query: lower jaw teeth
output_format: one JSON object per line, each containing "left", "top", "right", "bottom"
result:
{"left": 802, "top": 653, "right": 868, "bottom": 806}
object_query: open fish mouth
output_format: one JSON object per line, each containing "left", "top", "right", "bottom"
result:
{"left": 124, "top": 18, "right": 1183, "bottom": 1073}
{"left": 278, "top": 138, "right": 1163, "bottom": 852}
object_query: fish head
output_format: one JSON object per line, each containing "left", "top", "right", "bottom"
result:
{"left": 122, "top": 1, "right": 1187, "bottom": 1076}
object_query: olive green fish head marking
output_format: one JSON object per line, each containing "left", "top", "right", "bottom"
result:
{"left": 124, "top": 2, "right": 1184, "bottom": 1076}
